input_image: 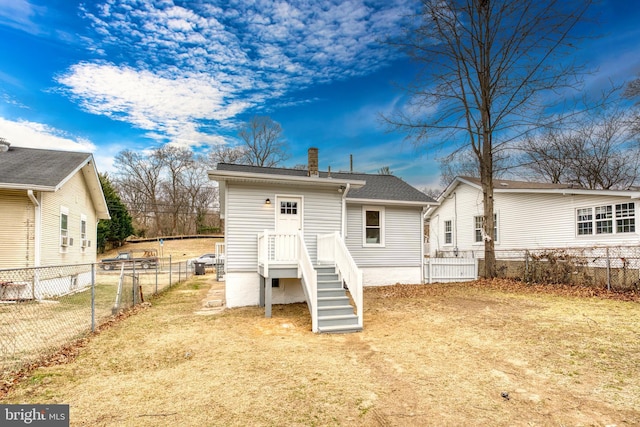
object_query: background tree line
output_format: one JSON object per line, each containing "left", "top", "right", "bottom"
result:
{"left": 98, "top": 116, "right": 288, "bottom": 243}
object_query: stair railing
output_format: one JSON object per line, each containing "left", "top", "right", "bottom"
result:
{"left": 296, "top": 231, "right": 318, "bottom": 332}
{"left": 317, "top": 232, "right": 363, "bottom": 329}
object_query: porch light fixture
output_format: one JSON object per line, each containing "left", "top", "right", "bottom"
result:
{"left": 265, "top": 198, "right": 271, "bottom": 205}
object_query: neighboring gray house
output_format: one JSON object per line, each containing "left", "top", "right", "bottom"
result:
{"left": 0, "top": 142, "right": 110, "bottom": 299}
{"left": 208, "top": 148, "right": 437, "bottom": 333}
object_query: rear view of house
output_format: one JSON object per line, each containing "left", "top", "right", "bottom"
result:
{"left": 0, "top": 141, "right": 110, "bottom": 298}
{"left": 209, "top": 148, "right": 436, "bottom": 333}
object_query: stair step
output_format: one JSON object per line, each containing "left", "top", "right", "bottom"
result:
{"left": 317, "top": 288, "right": 347, "bottom": 298}
{"left": 317, "top": 273, "right": 339, "bottom": 282}
{"left": 317, "top": 280, "right": 342, "bottom": 290}
{"left": 317, "top": 324, "right": 363, "bottom": 334}
{"left": 318, "top": 313, "right": 359, "bottom": 328}
{"left": 317, "top": 296, "right": 351, "bottom": 307}
{"left": 318, "top": 305, "right": 355, "bottom": 317}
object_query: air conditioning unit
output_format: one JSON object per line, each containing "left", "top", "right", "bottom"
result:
{"left": 81, "top": 239, "right": 90, "bottom": 248}
{"left": 61, "top": 236, "right": 69, "bottom": 247}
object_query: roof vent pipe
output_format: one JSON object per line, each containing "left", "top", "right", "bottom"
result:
{"left": 0, "top": 138, "right": 10, "bottom": 152}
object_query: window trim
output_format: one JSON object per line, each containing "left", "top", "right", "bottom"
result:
{"left": 80, "top": 214, "right": 89, "bottom": 250}
{"left": 576, "top": 202, "right": 636, "bottom": 236}
{"left": 444, "top": 219, "right": 453, "bottom": 246}
{"left": 60, "top": 206, "right": 69, "bottom": 251}
{"left": 362, "top": 206, "right": 385, "bottom": 247}
{"left": 473, "top": 213, "right": 498, "bottom": 244}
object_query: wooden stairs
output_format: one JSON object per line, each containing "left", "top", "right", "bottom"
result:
{"left": 315, "top": 266, "right": 361, "bottom": 333}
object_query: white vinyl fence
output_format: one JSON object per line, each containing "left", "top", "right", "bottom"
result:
{"left": 424, "top": 258, "right": 478, "bottom": 283}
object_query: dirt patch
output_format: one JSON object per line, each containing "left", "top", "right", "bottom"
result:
{"left": 2, "top": 278, "right": 639, "bottom": 426}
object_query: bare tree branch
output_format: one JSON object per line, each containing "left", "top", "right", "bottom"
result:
{"left": 383, "top": 0, "right": 594, "bottom": 277}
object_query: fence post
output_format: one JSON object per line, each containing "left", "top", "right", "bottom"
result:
{"left": 606, "top": 247, "right": 611, "bottom": 291}
{"left": 169, "top": 254, "right": 172, "bottom": 287}
{"left": 132, "top": 262, "right": 137, "bottom": 305}
{"left": 91, "top": 263, "right": 95, "bottom": 332}
{"left": 525, "top": 250, "right": 529, "bottom": 283}
{"left": 155, "top": 261, "right": 158, "bottom": 295}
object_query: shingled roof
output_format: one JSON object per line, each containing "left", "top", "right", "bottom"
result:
{"left": 0, "top": 146, "right": 93, "bottom": 190}
{"left": 0, "top": 145, "right": 110, "bottom": 219}
{"left": 435, "top": 175, "right": 640, "bottom": 203}
{"left": 215, "top": 163, "right": 436, "bottom": 205}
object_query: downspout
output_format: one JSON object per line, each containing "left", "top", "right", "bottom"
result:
{"left": 341, "top": 183, "right": 351, "bottom": 238}
{"left": 421, "top": 206, "right": 428, "bottom": 283}
{"left": 453, "top": 192, "right": 458, "bottom": 256}
{"left": 27, "top": 190, "right": 41, "bottom": 266}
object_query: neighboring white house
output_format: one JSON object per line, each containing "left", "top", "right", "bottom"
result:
{"left": 208, "top": 148, "right": 437, "bottom": 333}
{"left": 427, "top": 176, "right": 640, "bottom": 258}
{"left": 0, "top": 142, "right": 110, "bottom": 299}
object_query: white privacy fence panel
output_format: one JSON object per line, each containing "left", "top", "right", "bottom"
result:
{"left": 424, "top": 258, "right": 478, "bottom": 283}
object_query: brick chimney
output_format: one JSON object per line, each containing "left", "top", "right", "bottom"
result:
{"left": 308, "top": 147, "right": 319, "bottom": 177}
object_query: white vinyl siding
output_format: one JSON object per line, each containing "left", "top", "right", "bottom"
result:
{"left": 41, "top": 171, "right": 98, "bottom": 266}
{"left": 224, "top": 182, "right": 343, "bottom": 272}
{"left": 0, "top": 190, "right": 34, "bottom": 268}
{"left": 346, "top": 204, "right": 423, "bottom": 267}
{"left": 430, "top": 182, "right": 640, "bottom": 256}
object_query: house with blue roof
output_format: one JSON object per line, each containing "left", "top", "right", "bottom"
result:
{"left": 208, "top": 148, "right": 437, "bottom": 333}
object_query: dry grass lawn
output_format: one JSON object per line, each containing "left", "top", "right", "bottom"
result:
{"left": 2, "top": 277, "right": 639, "bottom": 426}
{"left": 101, "top": 237, "right": 224, "bottom": 262}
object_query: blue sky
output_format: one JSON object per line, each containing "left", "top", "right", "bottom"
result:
{"left": 0, "top": 0, "right": 639, "bottom": 191}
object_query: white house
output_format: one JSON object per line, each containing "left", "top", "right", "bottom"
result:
{"left": 208, "top": 148, "right": 437, "bottom": 333}
{"left": 0, "top": 142, "right": 110, "bottom": 299}
{"left": 427, "top": 176, "right": 640, "bottom": 258}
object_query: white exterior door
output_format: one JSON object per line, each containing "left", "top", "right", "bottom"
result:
{"left": 275, "top": 197, "right": 302, "bottom": 261}
{"left": 276, "top": 197, "right": 302, "bottom": 234}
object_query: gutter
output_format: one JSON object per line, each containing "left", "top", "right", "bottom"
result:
{"left": 27, "top": 190, "right": 41, "bottom": 266}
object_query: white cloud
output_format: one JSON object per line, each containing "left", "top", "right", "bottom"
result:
{"left": 57, "top": 62, "right": 249, "bottom": 129}
{"left": 0, "top": 117, "right": 96, "bottom": 153}
{"left": 57, "top": 0, "right": 418, "bottom": 145}
{"left": 0, "top": 0, "right": 44, "bottom": 34}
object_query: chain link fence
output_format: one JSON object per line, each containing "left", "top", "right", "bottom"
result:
{"left": 474, "top": 246, "right": 640, "bottom": 290}
{"left": 0, "top": 256, "right": 197, "bottom": 375}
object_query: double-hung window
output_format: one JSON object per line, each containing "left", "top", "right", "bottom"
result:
{"left": 444, "top": 220, "right": 453, "bottom": 245}
{"left": 363, "top": 206, "right": 385, "bottom": 247}
{"left": 60, "top": 206, "right": 69, "bottom": 249}
{"left": 576, "top": 203, "right": 635, "bottom": 236}
{"left": 595, "top": 205, "right": 613, "bottom": 234}
{"left": 81, "top": 214, "right": 88, "bottom": 249}
{"left": 474, "top": 214, "right": 498, "bottom": 243}
{"left": 616, "top": 203, "right": 635, "bottom": 233}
